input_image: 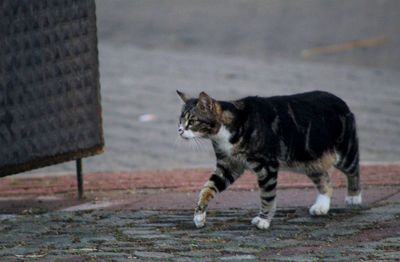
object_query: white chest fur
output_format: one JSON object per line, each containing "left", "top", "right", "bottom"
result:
{"left": 212, "top": 125, "right": 234, "bottom": 156}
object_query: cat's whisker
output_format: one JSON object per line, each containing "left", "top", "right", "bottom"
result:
{"left": 174, "top": 134, "right": 200, "bottom": 151}
{"left": 192, "top": 138, "right": 202, "bottom": 151}
{"left": 183, "top": 138, "right": 193, "bottom": 150}
{"left": 174, "top": 136, "right": 182, "bottom": 148}
{"left": 192, "top": 139, "right": 199, "bottom": 151}
{"left": 194, "top": 137, "right": 208, "bottom": 152}
{"left": 190, "top": 137, "right": 199, "bottom": 151}
{"left": 190, "top": 140, "right": 198, "bottom": 151}
{"left": 192, "top": 138, "right": 199, "bottom": 151}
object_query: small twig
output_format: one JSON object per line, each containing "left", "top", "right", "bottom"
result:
{"left": 302, "top": 36, "right": 390, "bottom": 58}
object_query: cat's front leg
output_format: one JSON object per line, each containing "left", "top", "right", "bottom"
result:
{"left": 249, "top": 158, "right": 279, "bottom": 230}
{"left": 194, "top": 163, "right": 242, "bottom": 228}
{"left": 193, "top": 183, "right": 215, "bottom": 228}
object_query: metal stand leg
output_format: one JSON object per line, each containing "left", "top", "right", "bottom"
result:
{"left": 76, "top": 159, "right": 83, "bottom": 199}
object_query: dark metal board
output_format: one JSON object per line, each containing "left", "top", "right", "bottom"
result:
{"left": 0, "top": 0, "right": 104, "bottom": 176}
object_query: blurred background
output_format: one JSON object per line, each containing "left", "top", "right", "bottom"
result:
{"left": 28, "top": 0, "right": 400, "bottom": 174}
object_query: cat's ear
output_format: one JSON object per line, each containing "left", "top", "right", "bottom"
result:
{"left": 176, "top": 90, "right": 190, "bottom": 103}
{"left": 198, "top": 91, "right": 214, "bottom": 111}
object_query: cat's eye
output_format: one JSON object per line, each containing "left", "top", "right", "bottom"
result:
{"left": 197, "top": 119, "right": 210, "bottom": 125}
{"left": 188, "top": 119, "right": 194, "bottom": 125}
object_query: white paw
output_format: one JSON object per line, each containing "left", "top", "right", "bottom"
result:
{"left": 309, "top": 194, "right": 330, "bottom": 216}
{"left": 193, "top": 212, "right": 206, "bottom": 228}
{"left": 251, "top": 216, "right": 270, "bottom": 230}
{"left": 345, "top": 193, "right": 362, "bottom": 206}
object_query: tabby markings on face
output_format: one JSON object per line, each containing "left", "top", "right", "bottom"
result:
{"left": 178, "top": 112, "right": 203, "bottom": 139}
{"left": 177, "top": 94, "right": 221, "bottom": 140}
{"left": 178, "top": 123, "right": 200, "bottom": 139}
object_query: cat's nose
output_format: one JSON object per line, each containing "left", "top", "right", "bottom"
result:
{"left": 178, "top": 127, "right": 184, "bottom": 135}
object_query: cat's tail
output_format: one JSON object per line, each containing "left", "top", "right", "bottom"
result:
{"left": 334, "top": 112, "right": 359, "bottom": 176}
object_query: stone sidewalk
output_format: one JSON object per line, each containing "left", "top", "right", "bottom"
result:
{"left": 1, "top": 164, "right": 400, "bottom": 261}
{"left": 1, "top": 203, "right": 400, "bottom": 261}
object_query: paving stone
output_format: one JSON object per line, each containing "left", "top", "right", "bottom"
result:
{"left": 175, "top": 250, "right": 208, "bottom": 257}
{"left": 134, "top": 251, "right": 174, "bottom": 259}
{"left": 86, "top": 251, "right": 125, "bottom": 257}
{"left": 0, "top": 214, "right": 17, "bottom": 222}
{"left": 80, "top": 236, "right": 116, "bottom": 244}
{"left": 123, "top": 228, "right": 158, "bottom": 236}
{"left": 0, "top": 247, "right": 38, "bottom": 257}
{"left": 265, "top": 255, "right": 318, "bottom": 262}
{"left": 123, "top": 229, "right": 172, "bottom": 240}
{"left": 153, "top": 240, "right": 189, "bottom": 251}
{"left": 264, "top": 239, "right": 304, "bottom": 249}
{"left": 111, "top": 258, "right": 143, "bottom": 262}
{"left": 219, "top": 254, "right": 258, "bottom": 261}
{"left": 141, "top": 223, "right": 178, "bottom": 227}
{"left": 375, "top": 251, "right": 400, "bottom": 260}
{"left": 220, "top": 247, "right": 260, "bottom": 254}
{"left": 174, "top": 257, "right": 205, "bottom": 262}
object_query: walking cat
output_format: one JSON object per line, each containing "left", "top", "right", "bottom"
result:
{"left": 177, "top": 90, "right": 361, "bottom": 230}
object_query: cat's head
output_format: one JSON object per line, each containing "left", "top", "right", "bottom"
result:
{"left": 176, "top": 91, "right": 221, "bottom": 139}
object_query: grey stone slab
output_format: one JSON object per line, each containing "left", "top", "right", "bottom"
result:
{"left": 265, "top": 255, "right": 319, "bottom": 262}
{"left": 0, "top": 214, "right": 18, "bottom": 222}
{"left": 80, "top": 236, "right": 117, "bottom": 245}
{"left": 134, "top": 251, "right": 174, "bottom": 259}
{"left": 219, "top": 254, "right": 258, "bottom": 261}
{"left": 220, "top": 247, "right": 260, "bottom": 254}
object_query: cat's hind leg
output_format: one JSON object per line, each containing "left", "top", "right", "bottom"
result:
{"left": 335, "top": 113, "right": 362, "bottom": 206}
{"left": 337, "top": 165, "right": 362, "bottom": 206}
{"left": 249, "top": 158, "right": 279, "bottom": 230}
{"left": 307, "top": 172, "right": 333, "bottom": 216}
{"left": 336, "top": 149, "right": 362, "bottom": 206}
{"left": 344, "top": 172, "right": 362, "bottom": 206}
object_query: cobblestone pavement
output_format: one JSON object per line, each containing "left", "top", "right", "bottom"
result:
{"left": 1, "top": 165, "right": 400, "bottom": 261}
{"left": 1, "top": 201, "right": 399, "bottom": 261}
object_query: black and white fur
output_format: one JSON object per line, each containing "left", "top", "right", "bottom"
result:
{"left": 177, "top": 90, "right": 361, "bottom": 230}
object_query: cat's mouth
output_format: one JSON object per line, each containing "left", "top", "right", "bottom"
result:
{"left": 179, "top": 129, "right": 203, "bottom": 140}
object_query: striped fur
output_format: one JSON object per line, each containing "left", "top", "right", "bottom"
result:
{"left": 177, "top": 90, "right": 361, "bottom": 229}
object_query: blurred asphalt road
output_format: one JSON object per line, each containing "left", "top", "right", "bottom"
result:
{"left": 26, "top": 0, "right": 400, "bottom": 174}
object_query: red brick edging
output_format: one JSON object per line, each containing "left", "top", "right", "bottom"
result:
{"left": 0, "top": 164, "right": 399, "bottom": 197}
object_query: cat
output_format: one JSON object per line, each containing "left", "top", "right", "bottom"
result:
{"left": 177, "top": 90, "right": 361, "bottom": 230}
